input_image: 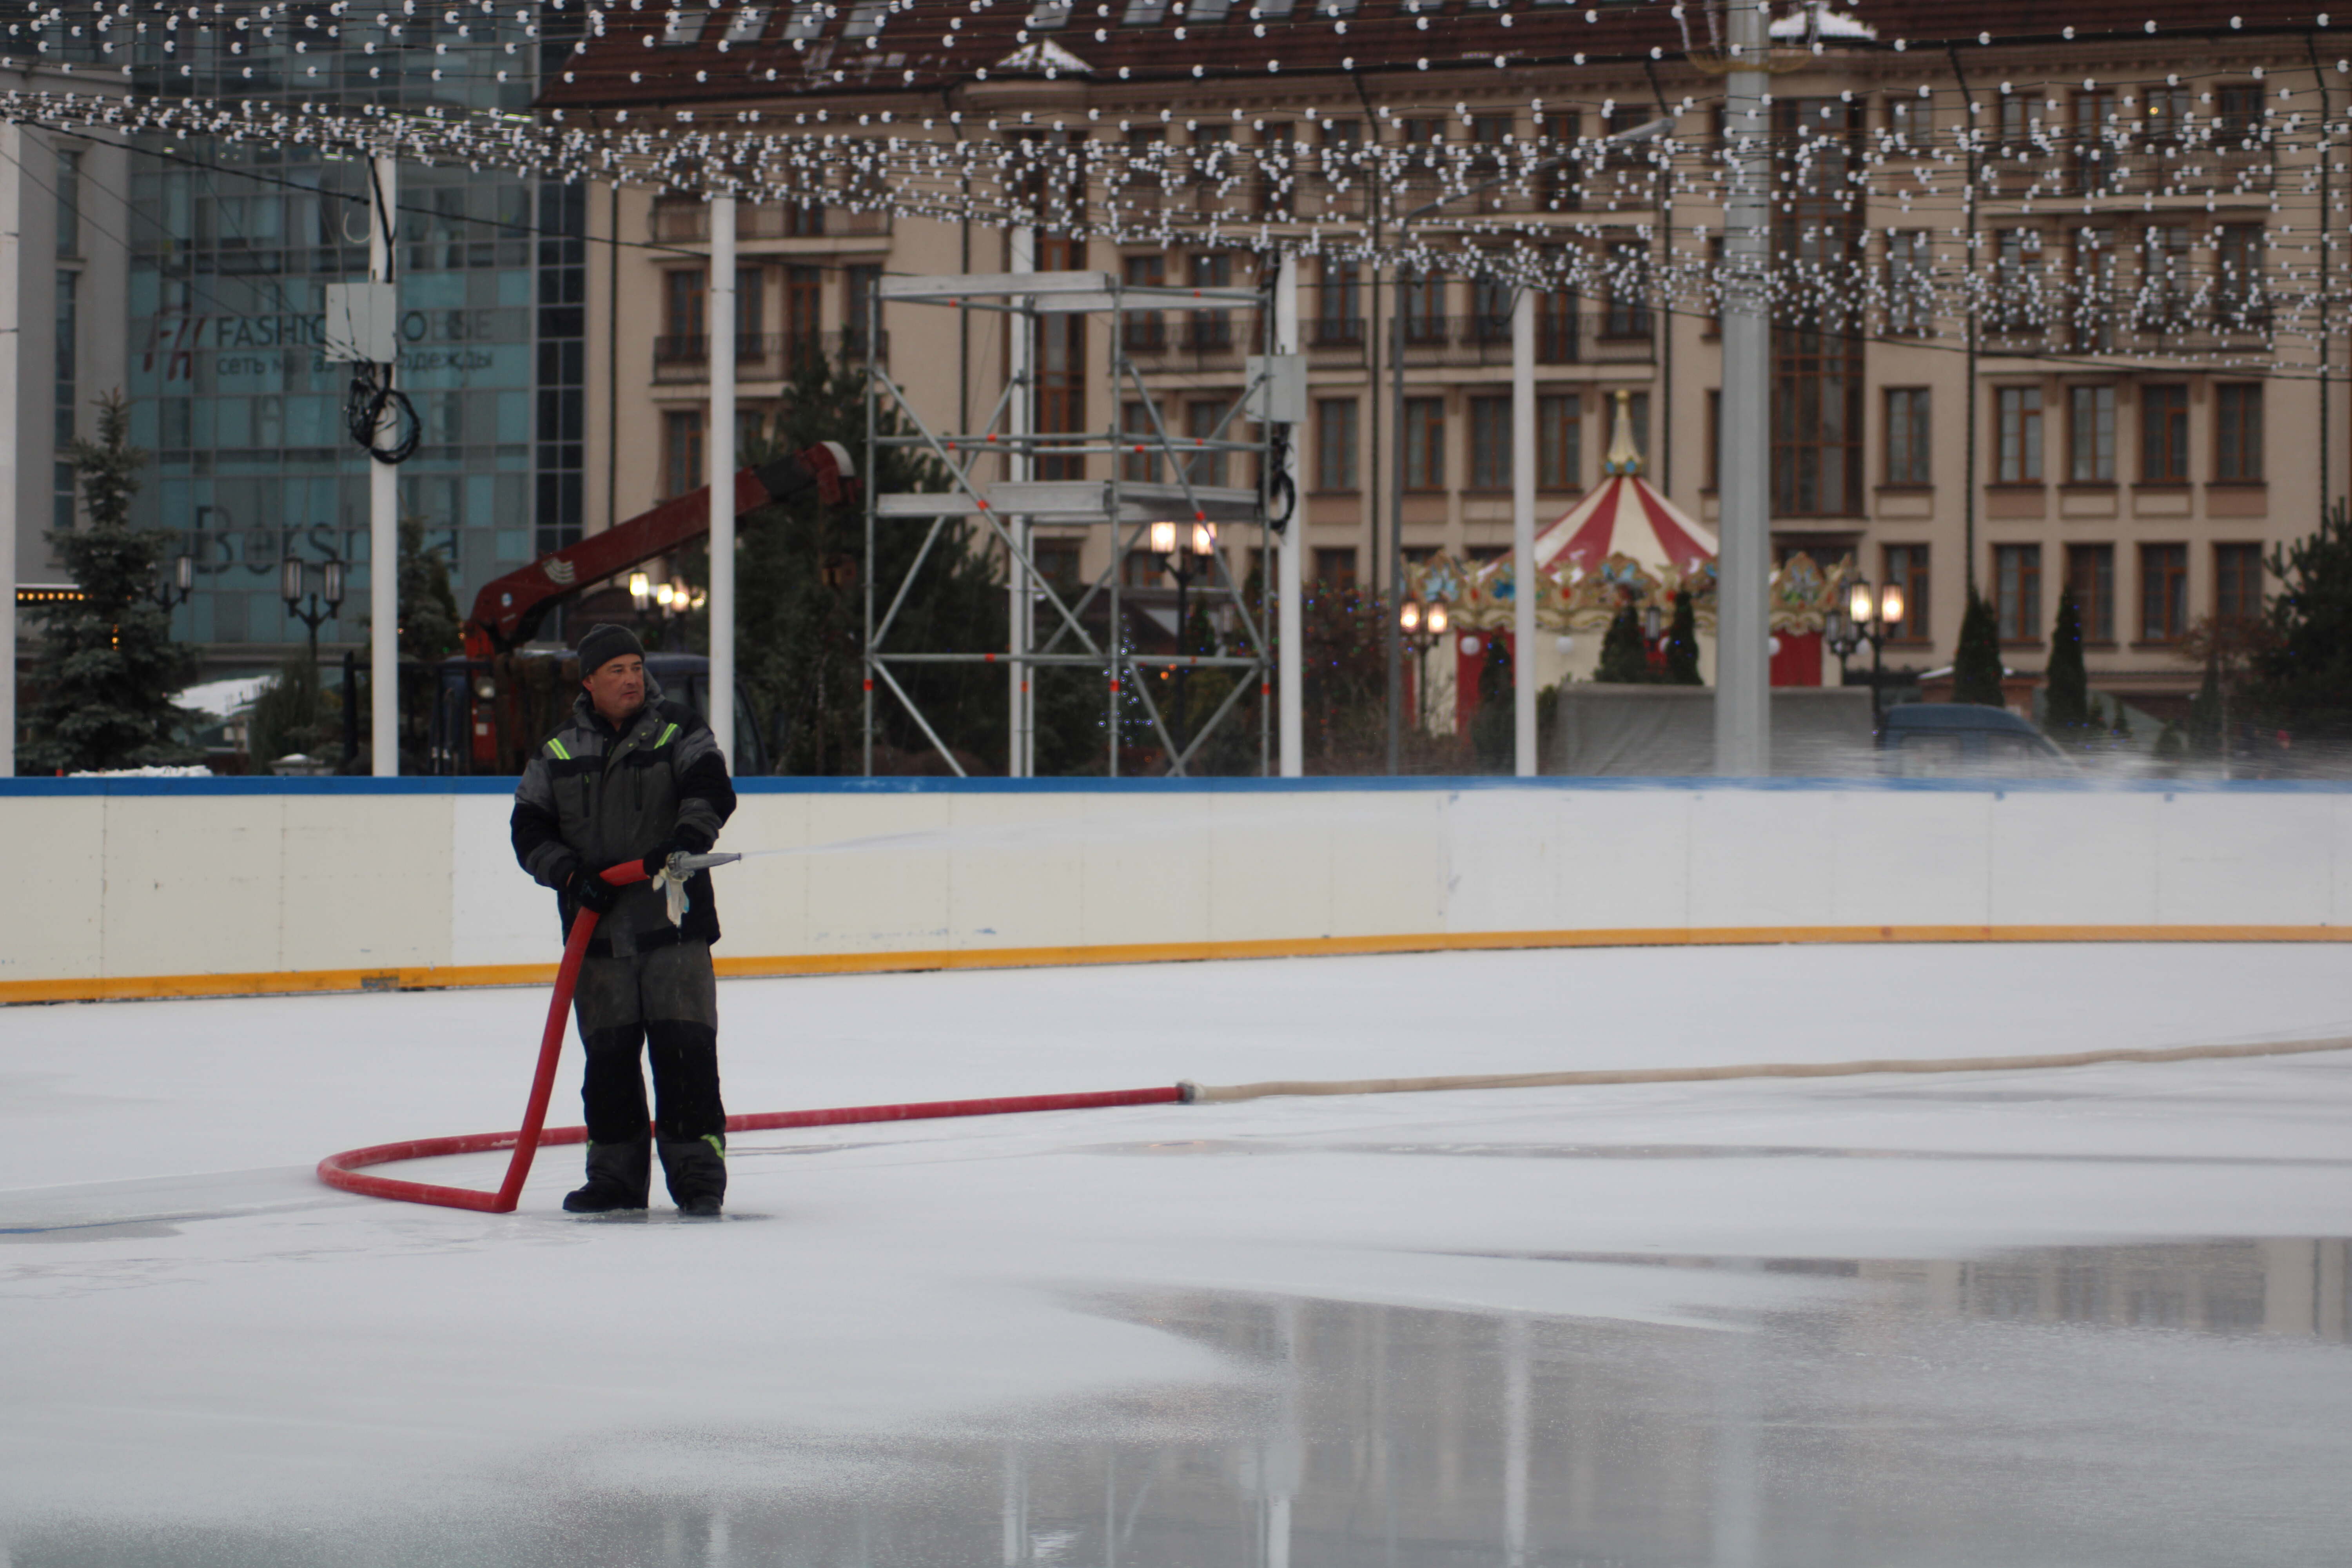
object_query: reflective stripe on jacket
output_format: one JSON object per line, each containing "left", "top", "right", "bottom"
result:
{"left": 510, "top": 674, "right": 736, "bottom": 954}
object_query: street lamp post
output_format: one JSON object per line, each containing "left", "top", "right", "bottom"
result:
{"left": 1151, "top": 520, "right": 1218, "bottom": 766}
{"left": 628, "top": 569, "right": 706, "bottom": 651}
{"left": 1398, "top": 597, "right": 1449, "bottom": 730}
{"left": 1825, "top": 577, "right": 1906, "bottom": 728}
{"left": 152, "top": 552, "right": 194, "bottom": 614}
{"left": 281, "top": 555, "right": 347, "bottom": 662}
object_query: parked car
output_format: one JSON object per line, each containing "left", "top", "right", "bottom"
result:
{"left": 1879, "top": 703, "right": 2079, "bottom": 778}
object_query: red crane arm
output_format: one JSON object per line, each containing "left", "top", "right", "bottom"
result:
{"left": 462, "top": 441, "right": 857, "bottom": 658}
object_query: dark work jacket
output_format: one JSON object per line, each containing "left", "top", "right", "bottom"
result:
{"left": 510, "top": 676, "right": 737, "bottom": 955}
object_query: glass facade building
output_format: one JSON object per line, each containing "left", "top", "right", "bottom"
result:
{"left": 118, "top": 7, "right": 583, "bottom": 657}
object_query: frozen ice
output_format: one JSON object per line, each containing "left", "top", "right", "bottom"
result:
{"left": 2, "top": 942, "right": 2347, "bottom": 1565}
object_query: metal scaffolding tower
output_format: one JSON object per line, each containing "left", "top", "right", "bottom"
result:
{"left": 862, "top": 269, "right": 1282, "bottom": 777}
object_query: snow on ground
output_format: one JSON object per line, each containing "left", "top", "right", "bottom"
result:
{"left": 2, "top": 943, "right": 2348, "bottom": 1566}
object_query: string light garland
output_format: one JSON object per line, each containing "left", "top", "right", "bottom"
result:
{"left": 0, "top": 0, "right": 2344, "bottom": 372}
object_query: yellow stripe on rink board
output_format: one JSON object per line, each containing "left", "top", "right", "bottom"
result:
{"left": 4, "top": 923, "right": 2350, "bottom": 1005}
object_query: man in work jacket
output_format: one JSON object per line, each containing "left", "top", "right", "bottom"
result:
{"left": 511, "top": 623, "right": 737, "bottom": 1215}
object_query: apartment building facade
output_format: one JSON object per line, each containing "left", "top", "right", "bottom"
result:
{"left": 558, "top": 0, "right": 2343, "bottom": 716}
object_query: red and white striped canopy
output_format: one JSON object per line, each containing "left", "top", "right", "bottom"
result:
{"left": 1532, "top": 474, "right": 1718, "bottom": 576}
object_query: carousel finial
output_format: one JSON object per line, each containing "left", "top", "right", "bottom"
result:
{"left": 1604, "top": 388, "right": 1642, "bottom": 477}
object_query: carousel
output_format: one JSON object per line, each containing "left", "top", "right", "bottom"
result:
{"left": 1402, "top": 392, "right": 1856, "bottom": 734}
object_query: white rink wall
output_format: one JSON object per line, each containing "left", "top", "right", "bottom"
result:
{"left": 5, "top": 777, "right": 2351, "bottom": 996}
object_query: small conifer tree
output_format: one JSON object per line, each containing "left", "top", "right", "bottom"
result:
{"left": 1951, "top": 587, "right": 2005, "bottom": 707}
{"left": 1595, "top": 604, "right": 1652, "bottom": 684}
{"left": 2044, "top": 589, "right": 2090, "bottom": 739}
{"left": 1663, "top": 591, "right": 1703, "bottom": 685}
{"left": 19, "top": 391, "right": 200, "bottom": 773}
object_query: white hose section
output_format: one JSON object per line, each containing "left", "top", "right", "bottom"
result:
{"left": 1177, "top": 1036, "right": 2352, "bottom": 1105}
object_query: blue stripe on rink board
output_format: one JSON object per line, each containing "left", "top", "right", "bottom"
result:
{"left": 6, "top": 775, "right": 2352, "bottom": 797}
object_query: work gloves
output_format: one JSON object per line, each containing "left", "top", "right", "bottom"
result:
{"left": 564, "top": 861, "right": 620, "bottom": 915}
{"left": 642, "top": 824, "right": 715, "bottom": 881}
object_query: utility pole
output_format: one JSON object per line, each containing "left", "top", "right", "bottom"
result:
{"left": 707, "top": 194, "right": 737, "bottom": 765}
{"left": 1275, "top": 249, "right": 1305, "bottom": 777}
{"left": 368, "top": 155, "right": 399, "bottom": 777}
{"left": 1713, "top": 0, "right": 1771, "bottom": 777}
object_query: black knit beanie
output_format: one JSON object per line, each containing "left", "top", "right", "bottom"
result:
{"left": 576, "top": 622, "right": 646, "bottom": 679}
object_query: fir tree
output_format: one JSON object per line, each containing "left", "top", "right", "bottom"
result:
{"left": 1469, "top": 632, "right": 1515, "bottom": 771}
{"left": 2250, "top": 499, "right": 2352, "bottom": 745}
{"left": 1951, "top": 587, "right": 2005, "bottom": 707}
{"left": 1662, "top": 590, "right": 1702, "bottom": 686}
{"left": 2043, "top": 589, "right": 2091, "bottom": 739}
{"left": 397, "top": 517, "right": 464, "bottom": 662}
{"left": 247, "top": 652, "right": 341, "bottom": 766}
{"left": 19, "top": 391, "right": 200, "bottom": 773}
{"left": 2186, "top": 649, "right": 2224, "bottom": 758}
{"left": 1595, "top": 604, "right": 1652, "bottom": 683}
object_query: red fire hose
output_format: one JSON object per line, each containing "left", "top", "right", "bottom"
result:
{"left": 317, "top": 859, "right": 1184, "bottom": 1213}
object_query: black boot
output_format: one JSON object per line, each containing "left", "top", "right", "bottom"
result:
{"left": 564, "top": 1138, "right": 651, "bottom": 1213}
{"left": 658, "top": 1134, "right": 726, "bottom": 1216}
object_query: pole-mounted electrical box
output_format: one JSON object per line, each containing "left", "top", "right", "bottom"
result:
{"left": 1245, "top": 354, "right": 1308, "bottom": 425}
{"left": 323, "top": 282, "right": 399, "bottom": 364}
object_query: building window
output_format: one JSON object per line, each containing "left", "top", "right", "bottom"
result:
{"left": 1316, "top": 256, "right": 1361, "bottom": 347}
{"left": 1995, "top": 543, "right": 2042, "bottom": 642}
{"left": 1773, "top": 330, "right": 1861, "bottom": 514}
{"left": 1188, "top": 252, "right": 1233, "bottom": 349}
{"left": 663, "top": 268, "right": 705, "bottom": 345}
{"left": 2068, "top": 386, "right": 2116, "bottom": 482}
{"left": 1603, "top": 241, "right": 1651, "bottom": 338}
{"left": 1468, "top": 396, "right": 1511, "bottom": 491}
{"left": 1034, "top": 236, "right": 1086, "bottom": 481}
{"left": 662, "top": 408, "right": 706, "bottom": 499}
{"left": 1538, "top": 392, "right": 1580, "bottom": 490}
{"left": 2215, "top": 385, "right": 2263, "bottom": 482}
{"left": 2141, "top": 543, "right": 2189, "bottom": 642}
{"left": 1313, "top": 546, "right": 1357, "bottom": 585}
{"left": 2216, "top": 84, "right": 2269, "bottom": 142}
{"left": 1123, "top": 550, "right": 1163, "bottom": 588}
{"left": 1033, "top": 539, "right": 1083, "bottom": 596}
{"left": 1400, "top": 267, "right": 1445, "bottom": 345}
{"left": 2216, "top": 224, "right": 2267, "bottom": 327}
{"left": 1403, "top": 396, "right": 1445, "bottom": 491}
{"left": 784, "top": 265, "right": 822, "bottom": 367}
{"left": 2071, "top": 226, "right": 2117, "bottom": 350}
{"left": 1884, "top": 544, "right": 1930, "bottom": 642}
{"left": 2138, "top": 227, "right": 2194, "bottom": 332}
{"left": 1991, "top": 228, "right": 2045, "bottom": 334}
{"left": 1534, "top": 275, "right": 1577, "bottom": 364}
{"left": 1884, "top": 387, "right": 1931, "bottom": 485}
{"left": 1122, "top": 400, "right": 1160, "bottom": 483}
{"left": 1122, "top": 254, "right": 1165, "bottom": 351}
{"left": 1470, "top": 114, "right": 1513, "bottom": 212}
{"left": 2215, "top": 542, "right": 2264, "bottom": 623}
{"left": 55, "top": 150, "right": 80, "bottom": 259}
{"left": 2141, "top": 384, "right": 2190, "bottom": 482}
{"left": 2067, "top": 543, "right": 2115, "bottom": 643}
{"left": 1183, "top": 401, "right": 1228, "bottom": 488}
{"left": 1994, "top": 387, "right": 2043, "bottom": 483}
{"left": 1254, "top": 123, "right": 1294, "bottom": 218}
{"left": 53, "top": 268, "right": 74, "bottom": 531}
{"left": 1315, "top": 397, "right": 1358, "bottom": 492}
{"left": 1884, "top": 231, "right": 1931, "bottom": 336}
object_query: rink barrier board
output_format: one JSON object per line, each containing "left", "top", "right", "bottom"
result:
{"left": 8, "top": 922, "right": 2350, "bottom": 1005}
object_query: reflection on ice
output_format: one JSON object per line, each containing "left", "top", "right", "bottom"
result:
{"left": 11, "top": 1241, "right": 2343, "bottom": 1568}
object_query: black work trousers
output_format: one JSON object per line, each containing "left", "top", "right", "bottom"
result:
{"left": 571, "top": 937, "right": 726, "bottom": 1145}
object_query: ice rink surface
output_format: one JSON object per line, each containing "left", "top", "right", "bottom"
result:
{"left": 3, "top": 942, "right": 2348, "bottom": 1566}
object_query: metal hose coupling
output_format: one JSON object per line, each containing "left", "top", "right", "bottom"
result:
{"left": 653, "top": 851, "right": 745, "bottom": 926}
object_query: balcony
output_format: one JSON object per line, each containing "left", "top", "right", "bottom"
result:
{"left": 1120, "top": 314, "right": 1257, "bottom": 368}
{"left": 648, "top": 201, "right": 877, "bottom": 243}
{"left": 653, "top": 328, "right": 887, "bottom": 382}
{"left": 1387, "top": 312, "right": 1632, "bottom": 366}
